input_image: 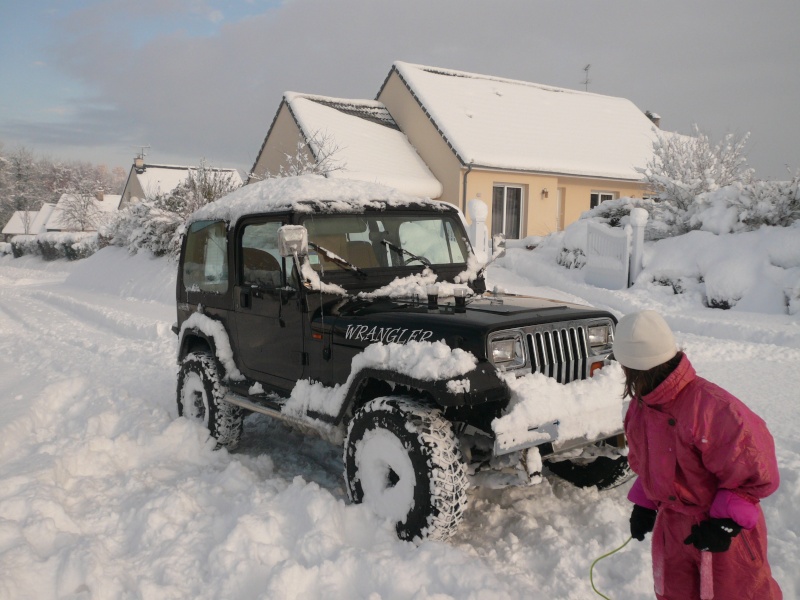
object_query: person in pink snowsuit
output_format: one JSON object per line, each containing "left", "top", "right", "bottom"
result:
{"left": 613, "top": 310, "right": 782, "bottom": 600}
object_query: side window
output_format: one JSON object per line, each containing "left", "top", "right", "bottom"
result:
{"left": 240, "top": 221, "right": 283, "bottom": 287}
{"left": 183, "top": 220, "right": 229, "bottom": 293}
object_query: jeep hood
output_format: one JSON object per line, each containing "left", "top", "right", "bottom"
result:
{"left": 316, "top": 293, "right": 613, "bottom": 361}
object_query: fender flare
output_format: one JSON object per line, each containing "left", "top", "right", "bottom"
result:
{"left": 177, "top": 313, "right": 245, "bottom": 381}
{"left": 313, "top": 362, "right": 509, "bottom": 425}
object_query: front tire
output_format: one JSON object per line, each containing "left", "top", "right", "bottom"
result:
{"left": 343, "top": 397, "right": 469, "bottom": 542}
{"left": 177, "top": 352, "right": 243, "bottom": 449}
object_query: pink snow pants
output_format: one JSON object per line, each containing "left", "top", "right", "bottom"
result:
{"left": 651, "top": 508, "right": 782, "bottom": 599}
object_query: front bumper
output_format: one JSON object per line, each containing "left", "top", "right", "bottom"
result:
{"left": 490, "top": 360, "right": 627, "bottom": 457}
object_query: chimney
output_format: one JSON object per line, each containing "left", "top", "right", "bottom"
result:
{"left": 95, "top": 190, "right": 104, "bottom": 202}
{"left": 134, "top": 156, "right": 145, "bottom": 173}
{"left": 645, "top": 110, "right": 661, "bottom": 128}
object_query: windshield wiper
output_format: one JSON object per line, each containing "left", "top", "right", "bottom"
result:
{"left": 309, "top": 242, "right": 367, "bottom": 277}
{"left": 380, "top": 239, "right": 433, "bottom": 268}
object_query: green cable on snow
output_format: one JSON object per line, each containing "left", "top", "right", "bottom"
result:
{"left": 590, "top": 536, "right": 633, "bottom": 599}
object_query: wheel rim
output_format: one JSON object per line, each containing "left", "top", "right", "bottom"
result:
{"left": 354, "top": 428, "right": 416, "bottom": 523}
{"left": 181, "top": 372, "right": 209, "bottom": 426}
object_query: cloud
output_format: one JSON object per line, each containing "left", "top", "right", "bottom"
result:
{"left": 7, "top": 0, "right": 800, "bottom": 177}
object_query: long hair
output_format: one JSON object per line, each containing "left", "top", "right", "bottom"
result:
{"left": 622, "top": 351, "right": 684, "bottom": 400}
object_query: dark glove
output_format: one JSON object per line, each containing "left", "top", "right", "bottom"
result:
{"left": 683, "top": 518, "right": 742, "bottom": 552}
{"left": 630, "top": 504, "right": 657, "bottom": 541}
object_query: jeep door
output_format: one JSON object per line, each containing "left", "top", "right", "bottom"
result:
{"left": 232, "top": 218, "right": 305, "bottom": 387}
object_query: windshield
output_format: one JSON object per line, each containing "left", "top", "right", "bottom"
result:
{"left": 302, "top": 213, "right": 470, "bottom": 272}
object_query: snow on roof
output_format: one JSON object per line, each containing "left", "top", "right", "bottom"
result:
{"left": 2, "top": 204, "right": 56, "bottom": 235}
{"left": 391, "top": 61, "right": 660, "bottom": 180}
{"left": 285, "top": 92, "right": 443, "bottom": 198}
{"left": 189, "top": 174, "right": 449, "bottom": 226}
{"left": 3, "top": 211, "right": 32, "bottom": 235}
{"left": 135, "top": 164, "right": 243, "bottom": 199}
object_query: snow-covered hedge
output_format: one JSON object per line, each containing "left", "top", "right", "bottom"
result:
{"left": 0, "top": 242, "right": 11, "bottom": 256}
{"left": 10, "top": 232, "right": 98, "bottom": 261}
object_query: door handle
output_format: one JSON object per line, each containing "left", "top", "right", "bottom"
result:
{"left": 239, "top": 289, "right": 251, "bottom": 308}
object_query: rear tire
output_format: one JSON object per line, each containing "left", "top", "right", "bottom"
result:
{"left": 177, "top": 352, "right": 243, "bottom": 449}
{"left": 343, "top": 397, "right": 469, "bottom": 542}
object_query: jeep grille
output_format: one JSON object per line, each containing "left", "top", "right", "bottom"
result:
{"left": 525, "top": 324, "right": 589, "bottom": 384}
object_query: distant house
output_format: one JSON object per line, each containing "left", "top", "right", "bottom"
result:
{"left": 120, "top": 157, "right": 244, "bottom": 208}
{"left": 2, "top": 204, "right": 55, "bottom": 240}
{"left": 249, "top": 92, "right": 442, "bottom": 198}
{"left": 250, "top": 61, "right": 664, "bottom": 238}
{"left": 45, "top": 192, "right": 122, "bottom": 232}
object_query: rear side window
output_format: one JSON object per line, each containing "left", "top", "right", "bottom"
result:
{"left": 183, "top": 220, "right": 229, "bottom": 293}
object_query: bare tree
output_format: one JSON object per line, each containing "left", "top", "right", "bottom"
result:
{"left": 59, "top": 190, "right": 102, "bottom": 231}
{"left": 249, "top": 130, "right": 346, "bottom": 181}
{"left": 151, "top": 159, "right": 241, "bottom": 218}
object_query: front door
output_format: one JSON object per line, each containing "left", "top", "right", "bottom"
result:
{"left": 233, "top": 218, "right": 305, "bottom": 388}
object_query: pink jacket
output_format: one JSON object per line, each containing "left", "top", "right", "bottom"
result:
{"left": 625, "top": 354, "right": 779, "bottom": 528}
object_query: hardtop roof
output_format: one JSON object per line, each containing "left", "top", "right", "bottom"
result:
{"left": 188, "top": 174, "right": 452, "bottom": 226}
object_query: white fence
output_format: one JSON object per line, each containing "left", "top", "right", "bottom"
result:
{"left": 585, "top": 208, "right": 648, "bottom": 289}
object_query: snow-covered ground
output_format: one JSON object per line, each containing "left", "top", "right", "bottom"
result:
{"left": 1, "top": 241, "right": 798, "bottom": 599}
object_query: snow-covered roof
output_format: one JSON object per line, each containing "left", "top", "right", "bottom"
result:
{"left": 46, "top": 194, "right": 123, "bottom": 231}
{"left": 2, "top": 204, "right": 56, "bottom": 235}
{"left": 189, "top": 174, "right": 450, "bottom": 226}
{"left": 284, "top": 92, "right": 443, "bottom": 198}
{"left": 388, "top": 61, "right": 661, "bottom": 180}
{"left": 132, "top": 164, "right": 243, "bottom": 199}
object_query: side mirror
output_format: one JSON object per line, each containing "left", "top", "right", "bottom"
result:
{"left": 492, "top": 233, "right": 506, "bottom": 259}
{"left": 278, "top": 225, "right": 308, "bottom": 258}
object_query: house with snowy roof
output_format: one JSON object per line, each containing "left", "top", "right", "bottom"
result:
{"left": 1, "top": 204, "right": 55, "bottom": 240}
{"left": 250, "top": 61, "right": 663, "bottom": 239}
{"left": 119, "top": 158, "right": 244, "bottom": 208}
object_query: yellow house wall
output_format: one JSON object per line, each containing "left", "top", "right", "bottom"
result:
{"left": 557, "top": 177, "right": 647, "bottom": 229}
{"left": 378, "top": 73, "right": 463, "bottom": 207}
{"left": 463, "top": 171, "right": 648, "bottom": 238}
{"left": 251, "top": 103, "right": 311, "bottom": 179}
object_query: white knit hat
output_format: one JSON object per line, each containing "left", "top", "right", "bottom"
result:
{"left": 613, "top": 310, "right": 678, "bottom": 370}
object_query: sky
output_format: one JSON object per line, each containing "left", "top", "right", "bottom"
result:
{"left": 1, "top": 0, "right": 799, "bottom": 180}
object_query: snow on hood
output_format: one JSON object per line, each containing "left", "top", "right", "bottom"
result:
{"left": 188, "top": 175, "right": 448, "bottom": 227}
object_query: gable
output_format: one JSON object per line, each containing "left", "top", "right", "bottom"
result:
{"left": 383, "top": 62, "right": 659, "bottom": 181}
{"left": 285, "top": 93, "right": 442, "bottom": 198}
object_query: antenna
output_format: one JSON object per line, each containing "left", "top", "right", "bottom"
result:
{"left": 132, "top": 145, "right": 150, "bottom": 173}
{"left": 133, "top": 145, "right": 150, "bottom": 160}
{"left": 582, "top": 64, "right": 591, "bottom": 91}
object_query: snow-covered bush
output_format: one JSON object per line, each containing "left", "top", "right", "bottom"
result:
{"left": 556, "top": 247, "right": 586, "bottom": 270}
{"left": 0, "top": 242, "right": 11, "bottom": 256}
{"left": 692, "top": 173, "right": 800, "bottom": 233}
{"left": 10, "top": 235, "right": 39, "bottom": 258}
{"left": 103, "top": 201, "right": 184, "bottom": 258}
{"left": 637, "top": 127, "right": 754, "bottom": 232}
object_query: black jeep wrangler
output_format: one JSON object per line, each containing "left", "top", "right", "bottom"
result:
{"left": 174, "top": 176, "right": 628, "bottom": 541}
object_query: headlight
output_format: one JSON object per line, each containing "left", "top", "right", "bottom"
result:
{"left": 587, "top": 324, "right": 610, "bottom": 348}
{"left": 489, "top": 333, "right": 525, "bottom": 369}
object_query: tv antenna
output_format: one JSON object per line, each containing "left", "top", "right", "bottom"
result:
{"left": 134, "top": 145, "right": 151, "bottom": 160}
{"left": 582, "top": 64, "right": 591, "bottom": 91}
